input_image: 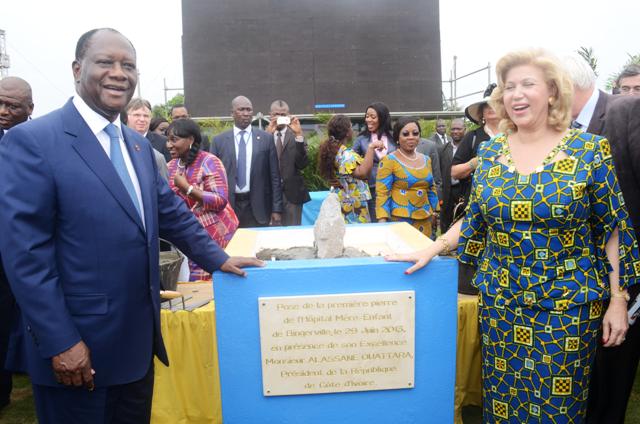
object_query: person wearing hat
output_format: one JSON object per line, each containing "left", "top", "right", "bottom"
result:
{"left": 449, "top": 83, "right": 498, "bottom": 295}
{"left": 450, "top": 83, "right": 499, "bottom": 188}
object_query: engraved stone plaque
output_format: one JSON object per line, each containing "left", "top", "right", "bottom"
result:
{"left": 258, "top": 291, "right": 415, "bottom": 396}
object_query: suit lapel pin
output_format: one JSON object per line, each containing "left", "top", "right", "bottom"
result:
{"left": 134, "top": 144, "right": 141, "bottom": 151}
{"left": 256, "top": 136, "right": 260, "bottom": 140}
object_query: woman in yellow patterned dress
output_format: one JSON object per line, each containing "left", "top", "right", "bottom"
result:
{"left": 387, "top": 49, "right": 640, "bottom": 423}
{"left": 317, "top": 114, "right": 384, "bottom": 223}
{"left": 376, "top": 117, "right": 438, "bottom": 237}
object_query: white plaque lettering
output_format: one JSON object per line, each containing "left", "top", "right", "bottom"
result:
{"left": 258, "top": 291, "right": 415, "bottom": 396}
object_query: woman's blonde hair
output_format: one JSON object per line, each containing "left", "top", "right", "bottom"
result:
{"left": 489, "top": 49, "right": 574, "bottom": 133}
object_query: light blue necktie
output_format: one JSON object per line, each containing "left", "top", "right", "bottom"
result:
{"left": 237, "top": 130, "right": 247, "bottom": 189}
{"left": 103, "top": 123, "right": 142, "bottom": 218}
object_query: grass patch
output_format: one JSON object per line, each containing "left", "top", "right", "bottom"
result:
{"left": 3, "top": 360, "right": 640, "bottom": 423}
{"left": 0, "top": 374, "right": 36, "bottom": 424}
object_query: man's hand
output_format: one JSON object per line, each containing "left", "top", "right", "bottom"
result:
{"left": 289, "top": 116, "right": 303, "bottom": 137}
{"left": 270, "top": 212, "right": 282, "bottom": 226}
{"left": 51, "top": 340, "right": 95, "bottom": 390}
{"left": 220, "top": 257, "right": 266, "bottom": 277}
{"left": 266, "top": 116, "right": 277, "bottom": 134}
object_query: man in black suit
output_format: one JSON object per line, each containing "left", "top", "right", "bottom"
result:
{"left": 428, "top": 119, "right": 452, "bottom": 146}
{"left": 617, "top": 64, "right": 640, "bottom": 97}
{"left": 0, "top": 76, "right": 33, "bottom": 411}
{"left": 125, "top": 98, "right": 170, "bottom": 161}
{"left": 438, "top": 118, "right": 465, "bottom": 233}
{"left": 563, "top": 55, "right": 610, "bottom": 135}
{"left": 211, "top": 96, "right": 283, "bottom": 228}
{"left": 587, "top": 96, "right": 640, "bottom": 424}
{"left": 170, "top": 104, "right": 211, "bottom": 152}
{"left": 265, "top": 100, "right": 310, "bottom": 226}
{"left": 125, "top": 98, "right": 169, "bottom": 180}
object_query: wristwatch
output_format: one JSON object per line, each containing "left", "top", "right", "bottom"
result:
{"left": 186, "top": 185, "right": 195, "bottom": 197}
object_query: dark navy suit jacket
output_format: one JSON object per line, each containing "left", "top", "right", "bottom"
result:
{"left": 0, "top": 99, "right": 229, "bottom": 387}
{"left": 211, "top": 128, "right": 283, "bottom": 224}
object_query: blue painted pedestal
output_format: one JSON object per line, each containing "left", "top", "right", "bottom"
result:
{"left": 214, "top": 248, "right": 458, "bottom": 423}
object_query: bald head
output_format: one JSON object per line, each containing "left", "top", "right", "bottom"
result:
{"left": 231, "top": 95, "right": 253, "bottom": 129}
{"left": 0, "top": 76, "right": 34, "bottom": 130}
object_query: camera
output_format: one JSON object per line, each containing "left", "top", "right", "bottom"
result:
{"left": 276, "top": 116, "right": 291, "bottom": 126}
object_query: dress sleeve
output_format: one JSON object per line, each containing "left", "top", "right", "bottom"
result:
{"left": 337, "top": 148, "right": 363, "bottom": 177}
{"left": 199, "top": 155, "right": 230, "bottom": 213}
{"left": 588, "top": 137, "right": 640, "bottom": 289}
{"left": 457, "top": 145, "right": 488, "bottom": 266}
{"left": 375, "top": 156, "right": 393, "bottom": 219}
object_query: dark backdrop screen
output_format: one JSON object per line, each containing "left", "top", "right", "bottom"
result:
{"left": 182, "top": 0, "right": 441, "bottom": 116}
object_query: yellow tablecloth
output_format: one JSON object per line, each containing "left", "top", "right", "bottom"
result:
{"left": 151, "top": 296, "right": 481, "bottom": 424}
{"left": 454, "top": 294, "right": 482, "bottom": 424}
{"left": 152, "top": 302, "right": 222, "bottom": 424}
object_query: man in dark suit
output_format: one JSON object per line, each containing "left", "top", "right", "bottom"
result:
{"left": 428, "top": 119, "right": 452, "bottom": 146}
{"left": 0, "top": 76, "right": 33, "bottom": 411}
{"left": 125, "top": 97, "right": 171, "bottom": 163}
{"left": 437, "top": 118, "right": 465, "bottom": 233}
{"left": 265, "top": 100, "right": 310, "bottom": 226}
{"left": 125, "top": 98, "right": 169, "bottom": 180}
{"left": 211, "top": 96, "right": 283, "bottom": 228}
{"left": 563, "top": 55, "right": 611, "bottom": 135}
{"left": 170, "top": 104, "right": 211, "bottom": 152}
{"left": 587, "top": 96, "right": 640, "bottom": 424}
{"left": 0, "top": 28, "right": 260, "bottom": 423}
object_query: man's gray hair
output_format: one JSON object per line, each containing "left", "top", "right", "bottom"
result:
{"left": 562, "top": 55, "right": 596, "bottom": 91}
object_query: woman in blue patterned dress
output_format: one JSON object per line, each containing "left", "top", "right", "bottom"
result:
{"left": 317, "top": 114, "right": 384, "bottom": 223}
{"left": 387, "top": 49, "right": 640, "bottom": 423}
{"left": 376, "top": 117, "right": 439, "bottom": 237}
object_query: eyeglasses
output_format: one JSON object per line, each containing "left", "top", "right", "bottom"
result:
{"left": 620, "top": 86, "right": 640, "bottom": 94}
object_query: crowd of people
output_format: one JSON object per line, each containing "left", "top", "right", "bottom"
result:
{"left": 1, "top": 26, "right": 640, "bottom": 424}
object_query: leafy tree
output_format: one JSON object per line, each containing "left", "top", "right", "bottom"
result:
{"left": 151, "top": 93, "right": 185, "bottom": 119}
{"left": 577, "top": 46, "right": 598, "bottom": 77}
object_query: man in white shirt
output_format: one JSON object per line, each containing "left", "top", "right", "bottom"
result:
{"left": 563, "top": 55, "right": 610, "bottom": 136}
{"left": 265, "top": 100, "right": 309, "bottom": 226}
{"left": 211, "top": 96, "right": 283, "bottom": 228}
{"left": 125, "top": 97, "right": 169, "bottom": 180}
{"left": 0, "top": 28, "right": 260, "bottom": 423}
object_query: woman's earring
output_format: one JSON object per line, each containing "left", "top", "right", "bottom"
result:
{"left": 548, "top": 97, "right": 555, "bottom": 106}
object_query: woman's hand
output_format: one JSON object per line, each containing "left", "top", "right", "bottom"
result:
{"left": 173, "top": 173, "right": 189, "bottom": 193}
{"left": 368, "top": 139, "right": 385, "bottom": 151}
{"left": 384, "top": 244, "right": 439, "bottom": 275}
{"left": 602, "top": 298, "right": 629, "bottom": 347}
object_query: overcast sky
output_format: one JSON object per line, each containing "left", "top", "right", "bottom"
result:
{"left": 2, "top": 0, "right": 638, "bottom": 117}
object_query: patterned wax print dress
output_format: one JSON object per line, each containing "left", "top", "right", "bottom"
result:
{"left": 457, "top": 130, "right": 640, "bottom": 423}
{"left": 168, "top": 150, "right": 239, "bottom": 281}
{"left": 334, "top": 145, "right": 372, "bottom": 223}
{"left": 375, "top": 152, "right": 439, "bottom": 237}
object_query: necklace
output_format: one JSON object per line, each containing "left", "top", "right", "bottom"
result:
{"left": 499, "top": 130, "right": 572, "bottom": 173}
{"left": 177, "top": 158, "right": 187, "bottom": 170}
{"left": 396, "top": 149, "right": 418, "bottom": 161}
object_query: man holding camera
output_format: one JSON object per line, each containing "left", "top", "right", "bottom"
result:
{"left": 266, "top": 100, "right": 310, "bottom": 226}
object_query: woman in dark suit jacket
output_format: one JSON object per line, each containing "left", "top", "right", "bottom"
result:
{"left": 353, "top": 102, "right": 396, "bottom": 221}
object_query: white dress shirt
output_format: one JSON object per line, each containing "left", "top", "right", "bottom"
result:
{"left": 72, "top": 96, "right": 145, "bottom": 224}
{"left": 234, "top": 125, "right": 253, "bottom": 193}
{"left": 574, "top": 88, "right": 600, "bottom": 130}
